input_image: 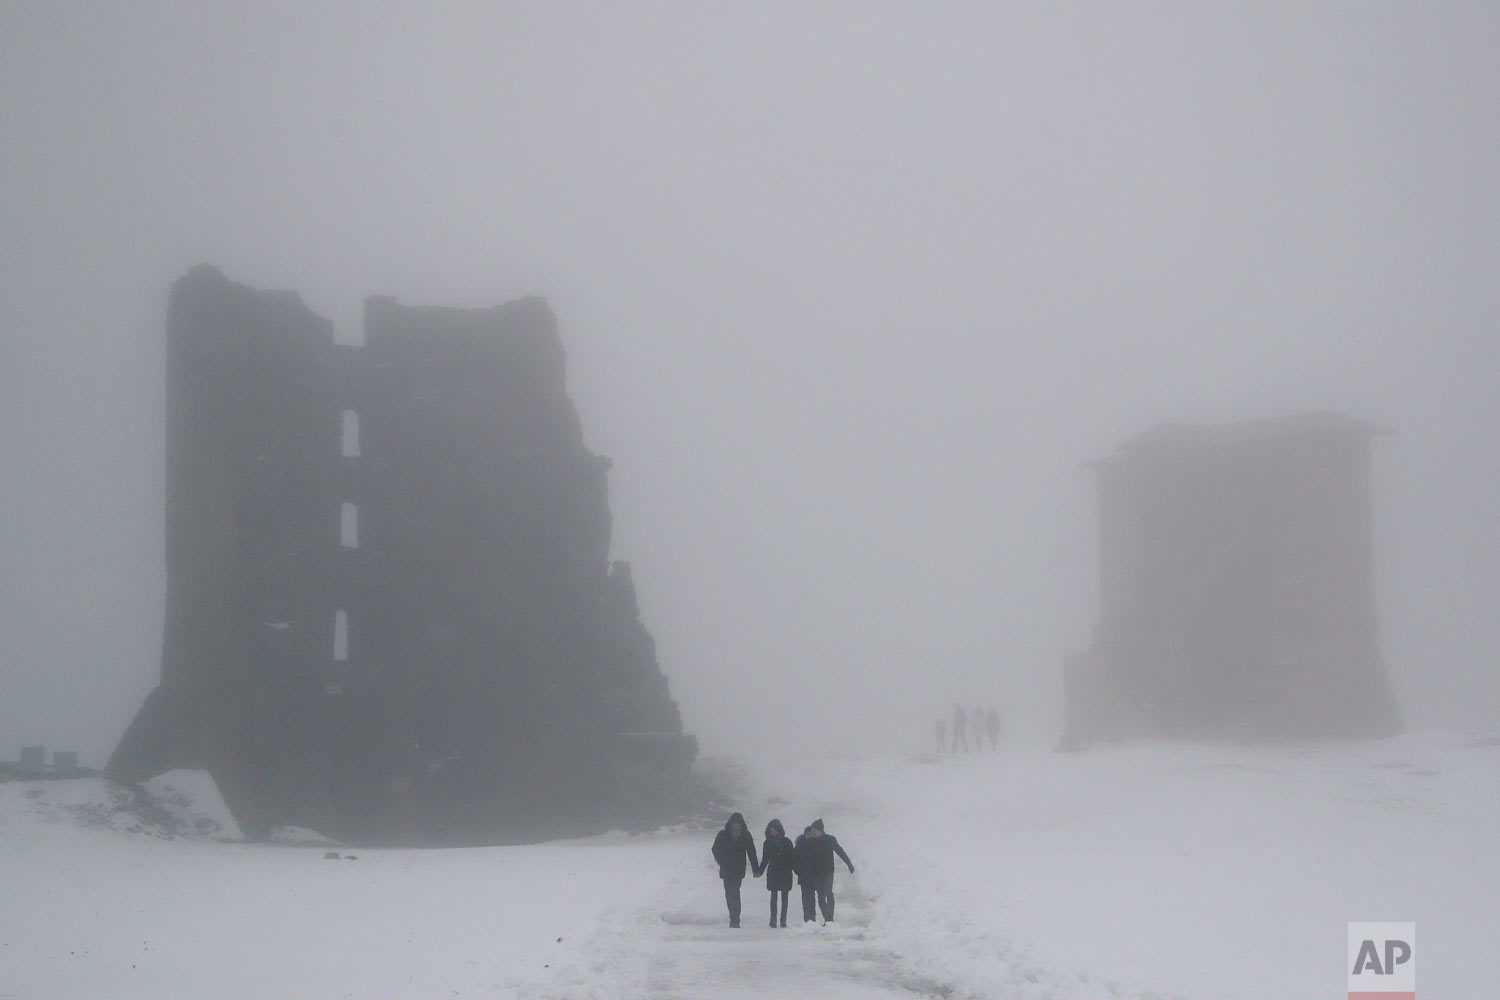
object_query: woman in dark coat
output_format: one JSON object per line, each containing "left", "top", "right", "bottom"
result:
{"left": 758, "top": 818, "right": 796, "bottom": 928}
{"left": 710, "top": 811, "right": 759, "bottom": 927}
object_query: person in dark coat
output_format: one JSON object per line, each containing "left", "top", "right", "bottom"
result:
{"left": 985, "top": 705, "right": 1002, "bottom": 750}
{"left": 758, "top": 818, "right": 795, "bottom": 928}
{"left": 792, "top": 826, "right": 817, "bottom": 922}
{"left": 711, "top": 811, "right": 759, "bottom": 927}
{"left": 803, "top": 818, "right": 854, "bottom": 922}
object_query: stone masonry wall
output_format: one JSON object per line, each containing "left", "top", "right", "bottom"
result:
{"left": 109, "top": 266, "right": 693, "bottom": 844}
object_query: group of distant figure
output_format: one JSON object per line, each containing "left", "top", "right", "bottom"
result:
{"left": 711, "top": 813, "right": 854, "bottom": 928}
{"left": 935, "top": 703, "right": 1002, "bottom": 753}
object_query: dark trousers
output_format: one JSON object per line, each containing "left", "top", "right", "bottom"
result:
{"left": 800, "top": 883, "right": 817, "bottom": 921}
{"left": 814, "top": 873, "right": 836, "bottom": 921}
{"left": 769, "top": 888, "right": 788, "bottom": 925}
{"left": 723, "top": 876, "right": 743, "bottom": 925}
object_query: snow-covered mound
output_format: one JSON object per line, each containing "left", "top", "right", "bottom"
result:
{"left": 0, "top": 768, "right": 241, "bottom": 841}
{"left": 140, "top": 770, "right": 243, "bottom": 840}
{"left": 266, "top": 824, "right": 341, "bottom": 847}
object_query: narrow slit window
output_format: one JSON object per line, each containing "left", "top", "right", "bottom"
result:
{"left": 342, "top": 410, "right": 360, "bottom": 458}
{"left": 334, "top": 609, "right": 348, "bottom": 662}
{"left": 341, "top": 502, "right": 358, "bottom": 548}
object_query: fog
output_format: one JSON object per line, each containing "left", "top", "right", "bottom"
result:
{"left": 3, "top": 3, "right": 1497, "bottom": 767}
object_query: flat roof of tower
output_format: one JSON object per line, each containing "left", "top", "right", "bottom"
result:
{"left": 1090, "top": 411, "right": 1394, "bottom": 468}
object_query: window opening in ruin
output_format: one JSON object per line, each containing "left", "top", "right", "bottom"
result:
{"left": 342, "top": 410, "right": 360, "bottom": 457}
{"left": 341, "top": 502, "right": 358, "bottom": 548}
{"left": 334, "top": 609, "right": 348, "bottom": 662}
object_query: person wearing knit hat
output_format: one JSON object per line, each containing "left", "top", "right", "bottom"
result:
{"left": 802, "top": 818, "right": 855, "bottom": 923}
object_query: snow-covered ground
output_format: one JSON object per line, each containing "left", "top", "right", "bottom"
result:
{"left": 2, "top": 733, "right": 1493, "bottom": 999}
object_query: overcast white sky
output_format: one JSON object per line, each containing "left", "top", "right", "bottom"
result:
{"left": 2, "top": 2, "right": 1497, "bottom": 765}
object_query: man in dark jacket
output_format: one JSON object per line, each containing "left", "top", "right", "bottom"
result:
{"left": 985, "top": 705, "right": 1002, "bottom": 750}
{"left": 803, "top": 818, "right": 854, "bottom": 923}
{"left": 710, "top": 812, "right": 759, "bottom": 928}
{"left": 792, "top": 826, "right": 817, "bottom": 922}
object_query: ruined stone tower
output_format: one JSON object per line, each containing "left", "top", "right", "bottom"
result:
{"left": 109, "top": 266, "right": 694, "bottom": 844}
{"left": 1065, "top": 413, "right": 1402, "bottom": 742}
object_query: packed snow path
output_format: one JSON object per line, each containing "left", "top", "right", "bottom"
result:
{"left": 647, "top": 892, "right": 931, "bottom": 998}
{"left": 642, "top": 863, "right": 946, "bottom": 1000}
{"left": 626, "top": 759, "right": 949, "bottom": 999}
{"left": 522, "top": 768, "right": 964, "bottom": 1000}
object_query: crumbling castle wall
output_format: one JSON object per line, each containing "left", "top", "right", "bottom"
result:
{"left": 109, "top": 266, "right": 693, "bottom": 844}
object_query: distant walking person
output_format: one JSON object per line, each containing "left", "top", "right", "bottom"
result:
{"left": 758, "top": 819, "right": 795, "bottom": 928}
{"left": 803, "top": 818, "right": 855, "bottom": 923}
{"left": 951, "top": 703, "right": 969, "bottom": 753}
{"left": 934, "top": 717, "right": 948, "bottom": 754}
{"left": 972, "top": 706, "right": 985, "bottom": 748}
{"left": 985, "top": 706, "right": 1001, "bottom": 750}
{"left": 711, "top": 812, "right": 760, "bottom": 928}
